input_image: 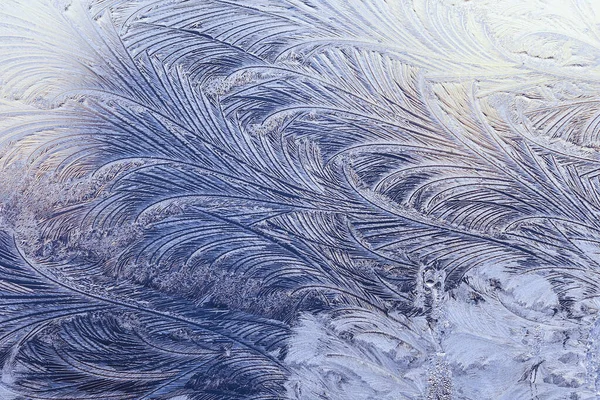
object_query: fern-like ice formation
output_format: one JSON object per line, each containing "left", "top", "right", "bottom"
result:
{"left": 1, "top": 0, "right": 600, "bottom": 398}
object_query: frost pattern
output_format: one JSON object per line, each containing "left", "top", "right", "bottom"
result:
{"left": 1, "top": 0, "right": 600, "bottom": 399}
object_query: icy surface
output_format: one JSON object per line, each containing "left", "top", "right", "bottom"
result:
{"left": 1, "top": 0, "right": 600, "bottom": 399}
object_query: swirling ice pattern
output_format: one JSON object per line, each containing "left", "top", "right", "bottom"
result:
{"left": 1, "top": 0, "right": 600, "bottom": 399}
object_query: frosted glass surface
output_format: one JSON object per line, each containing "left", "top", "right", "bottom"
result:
{"left": 0, "top": 1, "right": 599, "bottom": 399}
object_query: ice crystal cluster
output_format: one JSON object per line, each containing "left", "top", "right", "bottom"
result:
{"left": 1, "top": 0, "right": 600, "bottom": 399}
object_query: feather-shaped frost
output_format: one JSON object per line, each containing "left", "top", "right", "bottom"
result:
{"left": 2, "top": 0, "right": 600, "bottom": 399}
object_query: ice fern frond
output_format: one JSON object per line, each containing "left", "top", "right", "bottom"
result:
{"left": 2, "top": 0, "right": 600, "bottom": 399}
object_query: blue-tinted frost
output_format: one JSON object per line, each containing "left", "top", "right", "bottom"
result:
{"left": 1, "top": 0, "right": 600, "bottom": 399}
